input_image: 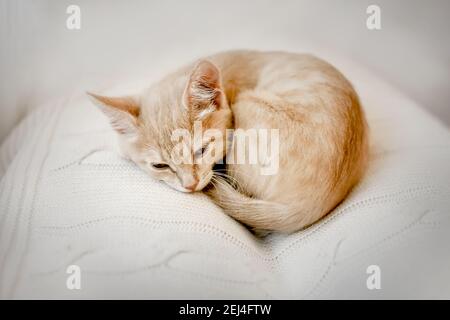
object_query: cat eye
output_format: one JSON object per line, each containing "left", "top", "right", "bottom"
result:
{"left": 151, "top": 163, "right": 170, "bottom": 170}
{"left": 194, "top": 144, "right": 209, "bottom": 158}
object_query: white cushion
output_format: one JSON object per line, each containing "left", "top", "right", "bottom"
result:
{"left": 1, "top": 59, "right": 449, "bottom": 299}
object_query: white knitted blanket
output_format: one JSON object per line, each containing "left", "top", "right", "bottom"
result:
{"left": 1, "top": 61, "right": 449, "bottom": 299}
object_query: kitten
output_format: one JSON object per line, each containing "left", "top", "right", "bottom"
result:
{"left": 88, "top": 50, "right": 368, "bottom": 234}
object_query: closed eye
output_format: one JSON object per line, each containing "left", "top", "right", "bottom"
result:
{"left": 151, "top": 163, "right": 170, "bottom": 170}
{"left": 194, "top": 143, "right": 209, "bottom": 158}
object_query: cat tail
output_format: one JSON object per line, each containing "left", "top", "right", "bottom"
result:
{"left": 205, "top": 175, "right": 312, "bottom": 235}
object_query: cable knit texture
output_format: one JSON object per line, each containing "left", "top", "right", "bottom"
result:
{"left": 1, "top": 61, "right": 449, "bottom": 299}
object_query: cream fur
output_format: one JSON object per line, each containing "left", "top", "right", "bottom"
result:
{"left": 89, "top": 50, "right": 368, "bottom": 234}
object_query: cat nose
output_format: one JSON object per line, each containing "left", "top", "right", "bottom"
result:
{"left": 184, "top": 179, "right": 199, "bottom": 191}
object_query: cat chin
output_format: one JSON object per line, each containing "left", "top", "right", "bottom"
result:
{"left": 176, "top": 183, "right": 208, "bottom": 193}
{"left": 180, "top": 188, "right": 195, "bottom": 193}
{"left": 171, "top": 175, "right": 213, "bottom": 193}
{"left": 168, "top": 183, "right": 197, "bottom": 193}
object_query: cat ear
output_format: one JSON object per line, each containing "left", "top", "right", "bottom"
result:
{"left": 87, "top": 92, "right": 140, "bottom": 136}
{"left": 184, "top": 60, "right": 224, "bottom": 119}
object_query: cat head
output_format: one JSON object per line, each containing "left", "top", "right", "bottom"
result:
{"left": 88, "top": 60, "right": 232, "bottom": 192}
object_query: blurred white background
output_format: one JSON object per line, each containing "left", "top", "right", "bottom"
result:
{"left": 0, "top": 0, "right": 449, "bottom": 142}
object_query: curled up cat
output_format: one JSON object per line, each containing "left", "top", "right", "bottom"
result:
{"left": 88, "top": 50, "right": 368, "bottom": 234}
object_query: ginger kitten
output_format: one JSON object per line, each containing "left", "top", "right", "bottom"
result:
{"left": 89, "top": 50, "right": 368, "bottom": 234}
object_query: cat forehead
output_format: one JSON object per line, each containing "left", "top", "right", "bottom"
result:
{"left": 140, "top": 91, "right": 189, "bottom": 129}
{"left": 140, "top": 146, "right": 161, "bottom": 158}
{"left": 139, "top": 130, "right": 179, "bottom": 156}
